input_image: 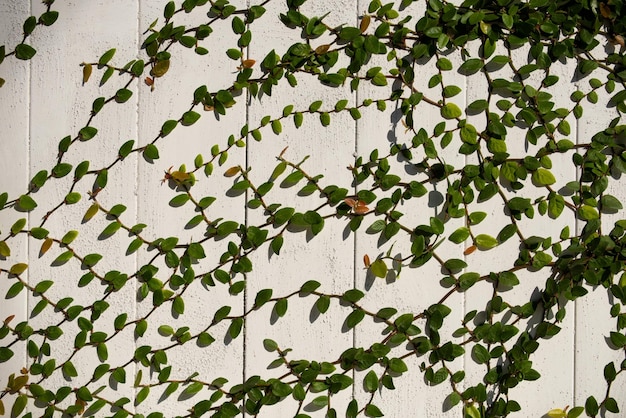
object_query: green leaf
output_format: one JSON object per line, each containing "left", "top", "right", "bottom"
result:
{"left": 548, "top": 194, "right": 565, "bottom": 218}
{"left": 472, "top": 344, "right": 490, "bottom": 363}
{"left": 127, "top": 238, "right": 143, "bottom": 254}
{"left": 601, "top": 195, "right": 623, "bottom": 212}
{"left": 345, "top": 309, "right": 365, "bottom": 329}
{"left": 152, "top": 59, "right": 170, "bottom": 77}
{"left": 459, "top": 272, "right": 480, "bottom": 291}
{"left": 9, "top": 263, "right": 28, "bottom": 275}
{"left": 77, "top": 386, "right": 93, "bottom": 402}
{"left": 136, "top": 386, "right": 149, "bottom": 405}
{"left": 217, "top": 221, "right": 239, "bottom": 236}
{"left": 312, "top": 396, "right": 329, "bottom": 407}
{"left": 444, "top": 258, "right": 467, "bottom": 271}
{"left": 98, "top": 48, "right": 116, "bottom": 66}
{"left": 115, "top": 88, "right": 133, "bottom": 103}
{"left": 226, "top": 48, "right": 242, "bottom": 59}
{"left": 135, "top": 320, "right": 148, "bottom": 337}
{"left": 30, "top": 169, "right": 48, "bottom": 188}
{"left": 497, "top": 224, "right": 517, "bottom": 242}
{"left": 0, "top": 347, "right": 15, "bottom": 362}
{"left": 498, "top": 271, "right": 519, "bottom": 287}
{"left": 271, "top": 119, "right": 282, "bottom": 135}
{"left": 10, "top": 218, "right": 26, "bottom": 235}
{"left": 182, "top": 111, "right": 201, "bottom": 126}
{"left": 274, "top": 298, "right": 288, "bottom": 317}
{"left": 173, "top": 296, "right": 184, "bottom": 315}
{"left": 143, "top": 144, "right": 160, "bottom": 160}
{"left": 605, "top": 398, "right": 619, "bottom": 414}
{"left": 5, "top": 282, "right": 24, "bottom": 298}
{"left": 578, "top": 60, "right": 598, "bottom": 76}
{"left": 609, "top": 331, "right": 626, "bottom": 347}
{"left": 449, "top": 227, "right": 470, "bottom": 244}
{"left": 475, "top": 234, "right": 498, "bottom": 249}
{"left": 468, "top": 99, "right": 488, "bottom": 112}
{"left": 163, "top": 1, "right": 175, "bottom": 18}
{"left": 17, "top": 195, "right": 37, "bottom": 211}
{"left": 254, "top": 289, "right": 273, "bottom": 307}
{"left": 158, "top": 325, "right": 174, "bottom": 336}
{"left": 532, "top": 168, "right": 556, "bottom": 186}
{"left": 197, "top": 332, "right": 215, "bottom": 347}
{"left": 96, "top": 169, "right": 108, "bottom": 188}
{"left": 228, "top": 317, "right": 243, "bottom": 339}
{"left": 161, "top": 120, "right": 178, "bottom": 136}
{"left": 465, "top": 405, "right": 481, "bottom": 418}
{"left": 441, "top": 103, "right": 462, "bottom": 119}
{"left": 169, "top": 194, "right": 190, "bottom": 207}
{"left": 112, "top": 368, "right": 126, "bottom": 384}
{"left": 604, "top": 362, "right": 616, "bottom": 382}
{"left": 370, "top": 259, "right": 387, "bottom": 278}
{"left": 263, "top": 339, "right": 278, "bottom": 352}
{"left": 232, "top": 16, "right": 245, "bottom": 34}
{"left": 389, "top": 358, "right": 408, "bottom": 373}
{"left": 11, "top": 395, "right": 27, "bottom": 417}
{"left": 567, "top": 407, "right": 584, "bottom": 418}
{"left": 182, "top": 382, "right": 204, "bottom": 398}
{"left": 316, "top": 295, "right": 330, "bottom": 313}
{"left": 28, "top": 227, "right": 47, "bottom": 240}
{"left": 585, "top": 396, "right": 598, "bottom": 416}
{"left": 365, "top": 404, "right": 384, "bottom": 417}
{"left": 62, "top": 361, "right": 78, "bottom": 378}
{"left": 34, "top": 280, "right": 53, "bottom": 294}
{"left": 52, "top": 163, "right": 72, "bottom": 178}
{"left": 53, "top": 251, "right": 74, "bottom": 265}
{"left": 339, "top": 27, "right": 361, "bottom": 40}
{"left": 74, "top": 160, "right": 90, "bottom": 180}
{"left": 300, "top": 280, "right": 321, "bottom": 294}
{"left": 271, "top": 235, "right": 283, "bottom": 254}
{"left": 131, "top": 59, "right": 145, "bottom": 76}
{"left": 79, "top": 126, "right": 98, "bottom": 141}
{"left": 0, "top": 241, "right": 10, "bottom": 257}
{"left": 83, "top": 253, "right": 102, "bottom": 267}
{"left": 15, "top": 44, "right": 36, "bottom": 60}
{"left": 213, "top": 306, "right": 231, "bottom": 324}
{"left": 39, "top": 10, "right": 59, "bottom": 26}
{"left": 459, "top": 59, "right": 483, "bottom": 75}
{"left": 364, "top": 370, "right": 378, "bottom": 392}
{"left": 100, "top": 221, "right": 121, "bottom": 238}
{"left": 578, "top": 205, "right": 598, "bottom": 220}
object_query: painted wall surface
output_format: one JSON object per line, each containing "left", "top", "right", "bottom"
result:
{"left": 0, "top": 1, "right": 625, "bottom": 417}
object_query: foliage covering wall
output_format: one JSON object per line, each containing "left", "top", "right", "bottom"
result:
{"left": 1, "top": 0, "right": 626, "bottom": 417}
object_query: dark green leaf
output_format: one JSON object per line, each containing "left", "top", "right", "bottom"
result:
{"left": 98, "top": 48, "right": 116, "bottom": 66}
{"left": 15, "top": 44, "right": 36, "bottom": 60}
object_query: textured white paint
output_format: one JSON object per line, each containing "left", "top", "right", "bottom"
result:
{"left": 0, "top": 2, "right": 31, "bottom": 413}
{"left": 0, "top": 1, "right": 624, "bottom": 417}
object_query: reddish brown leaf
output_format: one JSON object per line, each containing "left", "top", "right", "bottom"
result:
{"left": 40, "top": 238, "right": 53, "bottom": 256}
{"left": 242, "top": 59, "right": 256, "bottom": 68}
{"left": 463, "top": 245, "right": 477, "bottom": 255}
{"left": 360, "top": 15, "right": 371, "bottom": 33}
{"left": 224, "top": 166, "right": 241, "bottom": 177}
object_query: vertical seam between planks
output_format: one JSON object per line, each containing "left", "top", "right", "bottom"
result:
{"left": 26, "top": 0, "right": 33, "bottom": 366}
{"left": 353, "top": 0, "right": 361, "bottom": 404}
{"left": 572, "top": 75, "right": 580, "bottom": 407}
{"left": 133, "top": 0, "right": 141, "bottom": 413}
{"left": 461, "top": 37, "right": 466, "bottom": 394}
{"left": 243, "top": 0, "right": 251, "bottom": 414}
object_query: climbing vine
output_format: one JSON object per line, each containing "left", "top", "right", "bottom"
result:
{"left": 1, "top": 0, "right": 626, "bottom": 417}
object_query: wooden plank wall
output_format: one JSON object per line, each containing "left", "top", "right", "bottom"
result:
{"left": 0, "top": 1, "right": 624, "bottom": 417}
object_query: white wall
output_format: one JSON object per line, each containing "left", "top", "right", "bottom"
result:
{"left": 0, "top": 1, "right": 624, "bottom": 417}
